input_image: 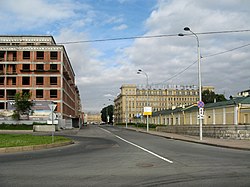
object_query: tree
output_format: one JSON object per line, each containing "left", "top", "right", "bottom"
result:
{"left": 202, "top": 90, "right": 227, "bottom": 104}
{"left": 101, "top": 105, "right": 114, "bottom": 123}
{"left": 12, "top": 92, "right": 34, "bottom": 120}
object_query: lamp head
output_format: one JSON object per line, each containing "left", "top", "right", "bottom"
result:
{"left": 178, "top": 33, "right": 184, "bottom": 36}
{"left": 184, "top": 27, "right": 190, "bottom": 31}
{"left": 137, "top": 69, "right": 142, "bottom": 74}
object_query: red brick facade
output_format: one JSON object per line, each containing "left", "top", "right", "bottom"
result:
{"left": 0, "top": 36, "right": 81, "bottom": 120}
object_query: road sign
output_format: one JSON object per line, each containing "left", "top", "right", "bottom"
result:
{"left": 49, "top": 113, "right": 57, "bottom": 120}
{"left": 197, "top": 114, "right": 204, "bottom": 119}
{"left": 143, "top": 107, "right": 152, "bottom": 116}
{"left": 199, "top": 108, "right": 204, "bottom": 115}
{"left": 48, "top": 103, "right": 57, "bottom": 111}
{"left": 197, "top": 101, "right": 204, "bottom": 108}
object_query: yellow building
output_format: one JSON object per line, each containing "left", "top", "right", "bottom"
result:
{"left": 151, "top": 97, "right": 250, "bottom": 126}
{"left": 114, "top": 84, "right": 214, "bottom": 123}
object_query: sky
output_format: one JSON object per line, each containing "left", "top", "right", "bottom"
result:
{"left": 0, "top": 0, "right": 250, "bottom": 113}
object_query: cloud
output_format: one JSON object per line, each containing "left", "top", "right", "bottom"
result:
{"left": 113, "top": 24, "right": 128, "bottom": 31}
{"left": 0, "top": 0, "right": 249, "bottom": 113}
{"left": 123, "top": 0, "right": 250, "bottom": 98}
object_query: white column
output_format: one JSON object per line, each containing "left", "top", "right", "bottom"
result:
{"left": 213, "top": 109, "right": 216, "bottom": 125}
{"left": 223, "top": 108, "right": 226, "bottom": 125}
{"left": 234, "top": 106, "right": 238, "bottom": 125}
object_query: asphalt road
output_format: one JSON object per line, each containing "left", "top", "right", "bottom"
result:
{"left": 0, "top": 125, "right": 250, "bottom": 187}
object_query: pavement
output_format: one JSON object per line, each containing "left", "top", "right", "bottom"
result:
{"left": 125, "top": 127, "right": 250, "bottom": 151}
{"left": 0, "top": 126, "right": 249, "bottom": 153}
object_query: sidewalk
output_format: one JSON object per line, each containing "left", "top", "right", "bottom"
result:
{"left": 126, "top": 127, "right": 250, "bottom": 151}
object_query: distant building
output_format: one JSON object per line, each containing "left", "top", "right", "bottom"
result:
{"left": 114, "top": 84, "right": 214, "bottom": 123}
{"left": 0, "top": 35, "right": 82, "bottom": 122}
{"left": 85, "top": 112, "right": 102, "bottom": 124}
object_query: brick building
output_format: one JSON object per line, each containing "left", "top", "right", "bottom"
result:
{"left": 0, "top": 35, "right": 82, "bottom": 121}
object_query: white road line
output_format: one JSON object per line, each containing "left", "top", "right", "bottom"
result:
{"left": 115, "top": 135, "right": 173, "bottom": 164}
{"left": 100, "top": 127, "right": 112, "bottom": 134}
{"left": 99, "top": 127, "right": 173, "bottom": 164}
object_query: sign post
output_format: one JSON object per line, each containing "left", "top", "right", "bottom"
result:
{"left": 143, "top": 107, "right": 152, "bottom": 132}
{"left": 48, "top": 103, "right": 57, "bottom": 143}
{"left": 197, "top": 101, "right": 204, "bottom": 140}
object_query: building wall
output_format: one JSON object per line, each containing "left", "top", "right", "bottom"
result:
{"left": 114, "top": 84, "right": 214, "bottom": 123}
{"left": 0, "top": 36, "right": 81, "bottom": 120}
{"left": 150, "top": 103, "right": 250, "bottom": 126}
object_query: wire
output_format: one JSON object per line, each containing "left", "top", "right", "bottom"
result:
{"left": 156, "top": 42, "right": 250, "bottom": 84}
{"left": 58, "top": 34, "right": 177, "bottom": 44}
{"left": 202, "top": 43, "right": 250, "bottom": 58}
{"left": 57, "top": 29, "right": 250, "bottom": 44}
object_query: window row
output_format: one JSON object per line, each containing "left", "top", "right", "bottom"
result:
{"left": 0, "top": 89, "right": 58, "bottom": 99}
{"left": 0, "top": 77, "right": 59, "bottom": 86}
{"left": 23, "top": 51, "right": 58, "bottom": 60}
{"left": 22, "top": 64, "right": 58, "bottom": 71}
{"left": 0, "top": 51, "right": 59, "bottom": 61}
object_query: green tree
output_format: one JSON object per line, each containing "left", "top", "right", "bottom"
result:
{"left": 202, "top": 90, "right": 227, "bottom": 104}
{"left": 101, "top": 105, "right": 114, "bottom": 123}
{"left": 12, "top": 92, "right": 34, "bottom": 120}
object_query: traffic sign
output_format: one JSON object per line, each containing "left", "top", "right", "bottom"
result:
{"left": 48, "top": 103, "right": 57, "bottom": 111}
{"left": 197, "top": 101, "right": 204, "bottom": 108}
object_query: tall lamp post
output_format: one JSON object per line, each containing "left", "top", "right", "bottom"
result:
{"left": 179, "top": 27, "right": 203, "bottom": 140}
{"left": 137, "top": 69, "right": 149, "bottom": 132}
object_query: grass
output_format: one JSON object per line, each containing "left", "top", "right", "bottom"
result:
{"left": 0, "top": 134, "right": 71, "bottom": 148}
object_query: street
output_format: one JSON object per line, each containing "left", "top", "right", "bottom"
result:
{"left": 0, "top": 125, "right": 250, "bottom": 187}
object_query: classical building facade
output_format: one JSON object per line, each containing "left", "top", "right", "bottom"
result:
{"left": 0, "top": 35, "right": 81, "bottom": 121}
{"left": 114, "top": 84, "right": 214, "bottom": 123}
{"left": 151, "top": 96, "right": 250, "bottom": 126}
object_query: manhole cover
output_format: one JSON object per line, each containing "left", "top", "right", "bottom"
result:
{"left": 136, "top": 163, "right": 154, "bottom": 168}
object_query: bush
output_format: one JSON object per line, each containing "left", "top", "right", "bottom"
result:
{"left": 0, "top": 124, "right": 33, "bottom": 130}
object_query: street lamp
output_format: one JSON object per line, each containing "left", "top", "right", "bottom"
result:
{"left": 179, "top": 27, "right": 203, "bottom": 140}
{"left": 137, "top": 69, "right": 149, "bottom": 132}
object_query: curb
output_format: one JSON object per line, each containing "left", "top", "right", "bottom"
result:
{"left": 0, "top": 141, "right": 74, "bottom": 154}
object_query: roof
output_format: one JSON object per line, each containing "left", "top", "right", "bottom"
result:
{"left": 204, "top": 97, "right": 250, "bottom": 109}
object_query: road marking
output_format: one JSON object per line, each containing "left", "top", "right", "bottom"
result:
{"left": 100, "top": 128, "right": 112, "bottom": 134}
{"left": 99, "top": 127, "right": 173, "bottom": 164}
{"left": 115, "top": 135, "right": 173, "bottom": 164}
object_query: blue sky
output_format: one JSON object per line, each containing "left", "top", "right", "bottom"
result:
{"left": 1, "top": 0, "right": 250, "bottom": 113}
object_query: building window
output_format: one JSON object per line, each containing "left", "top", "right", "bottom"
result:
{"left": 36, "top": 51, "right": 44, "bottom": 60}
{"left": 50, "top": 90, "right": 57, "bottom": 98}
{"left": 22, "top": 77, "right": 30, "bottom": 85}
{"left": 0, "top": 64, "right": 4, "bottom": 72}
{"left": 36, "top": 90, "right": 43, "bottom": 98}
{"left": 0, "top": 51, "right": 5, "bottom": 61}
{"left": 36, "top": 77, "right": 44, "bottom": 85}
{"left": 23, "top": 51, "right": 30, "bottom": 59}
{"left": 50, "top": 64, "right": 57, "bottom": 70}
{"left": 22, "top": 89, "right": 30, "bottom": 95}
{"left": 23, "top": 64, "right": 30, "bottom": 70}
{"left": 0, "top": 102, "right": 4, "bottom": 109}
{"left": 36, "top": 64, "right": 44, "bottom": 71}
{"left": 11, "top": 77, "right": 16, "bottom": 85}
{"left": 50, "top": 51, "right": 58, "bottom": 60}
{"left": 50, "top": 77, "right": 57, "bottom": 85}
{"left": 0, "top": 77, "right": 4, "bottom": 85}
{"left": 0, "top": 89, "right": 4, "bottom": 98}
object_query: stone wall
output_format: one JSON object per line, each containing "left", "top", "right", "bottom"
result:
{"left": 156, "top": 125, "right": 250, "bottom": 139}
